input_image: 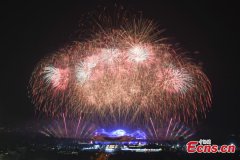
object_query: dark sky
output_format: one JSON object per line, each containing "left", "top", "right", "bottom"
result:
{"left": 1, "top": 1, "right": 239, "bottom": 142}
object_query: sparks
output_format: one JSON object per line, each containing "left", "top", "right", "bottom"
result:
{"left": 43, "top": 66, "right": 69, "bottom": 90}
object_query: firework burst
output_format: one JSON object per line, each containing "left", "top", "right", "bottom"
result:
{"left": 29, "top": 8, "right": 212, "bottom": 126}
{"left": 43, "top": 66, "right": 70, "bottom": 90}
{"left": 29, "top": 53, "right": 73, "bottom": 116}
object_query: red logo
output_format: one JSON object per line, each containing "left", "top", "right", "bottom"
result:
{"left": 186, "top": 140, "right": 236, "bottom": 153}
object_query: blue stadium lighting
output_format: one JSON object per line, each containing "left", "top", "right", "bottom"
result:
{"left": 112, "top": 129, "right": 126, "bottom": 137}
{"left": 94, "top": 129, "right": 146, "bottom": 139}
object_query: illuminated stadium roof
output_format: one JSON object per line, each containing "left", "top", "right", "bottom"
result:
{"left": 93, "top": 129, "right": 146, "bottom": 142}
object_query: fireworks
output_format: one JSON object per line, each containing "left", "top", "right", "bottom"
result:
{"left": 128, "top": 45, "right": 149, "bottom": 63}
{"left": 40, "top": 113, "right": 96, "bottom": 139}
{"left": 158, "top": 66, "right": 193, "bottom": 94}
{"left": 29, "top": 53, "right": 73, "bottom": 116}
{"left": 43, "top": 66, "right": 70, "bottom": 90}
{"left": 75, "top": 62, "right": 93, "bottom": 85}
{"left": 148, "top": 118, "right": 195, "bottom": 141}
{"left": 29, "top": 9, "right": 212, "bottom": 126}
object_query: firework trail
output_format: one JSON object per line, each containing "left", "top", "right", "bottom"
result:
{"left": 40, "top": 113, "right": 96, "bottom": 139}
{"left": 147, "top": 119, "right": 195, "bottom": 141}
{"left": 62, "top": 113, "right": 68, "bottom": 136}
{"left": 29, "top": 8, "right": 212, "bottom": 126}
{"left": 150, "top": 117, "right": 158, "bottom": 139}
{"left": 165, "top": 118, "right": 173, "bottom": 137}
{"left": 75, "top": 116, "right": 82, "bottom": 138}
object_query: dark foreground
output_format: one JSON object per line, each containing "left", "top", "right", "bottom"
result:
{"left": 0, "top": 132, "right": 239, "bottom": 160}
{"left": 0, "top": 149, "right": 239, "bottom": 160}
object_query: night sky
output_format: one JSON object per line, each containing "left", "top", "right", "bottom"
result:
{"left": 1, "top": 1, "right": 239, "bottom": 142}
